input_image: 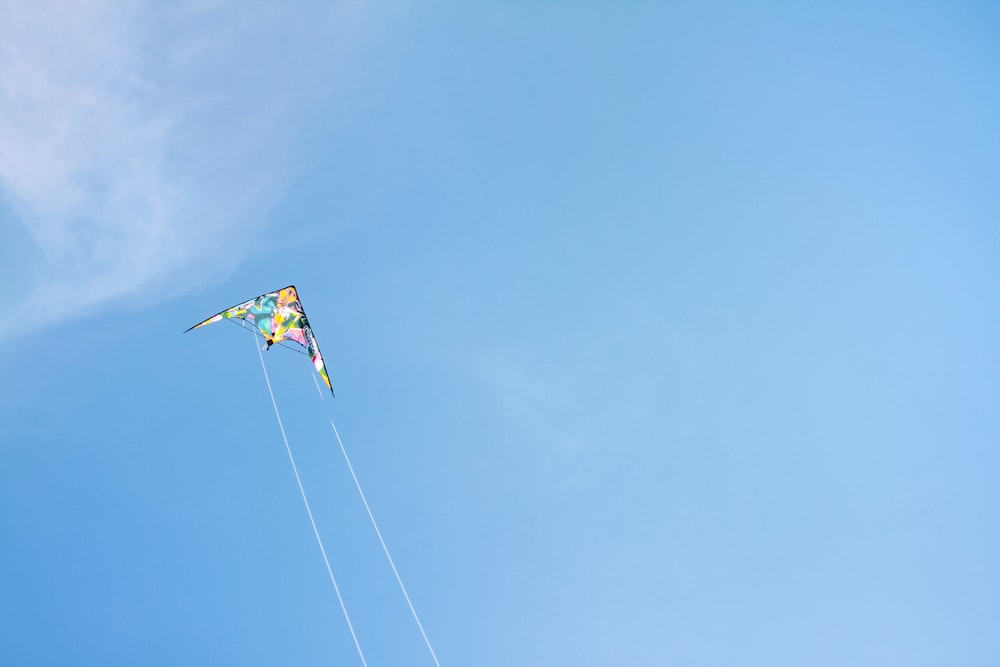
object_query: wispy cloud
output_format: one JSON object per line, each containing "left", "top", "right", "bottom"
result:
{"left": 0, "top": 0, "right": 363, "bottom": 322}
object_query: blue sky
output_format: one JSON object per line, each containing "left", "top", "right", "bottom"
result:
{"left": 2, "top": 2, "right": 999, "bottom": 665}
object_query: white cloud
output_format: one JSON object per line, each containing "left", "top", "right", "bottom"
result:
{"left": 0, "top": 0, "right": 365, "bottom": 322}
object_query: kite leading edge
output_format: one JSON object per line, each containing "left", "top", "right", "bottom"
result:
{"left": 185, "top": 285, "right": 334, "bottom": 396}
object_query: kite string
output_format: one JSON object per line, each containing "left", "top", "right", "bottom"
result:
{"left": 253, "top": 335, "right": 369, "bottom": 667}
{"left": 310, "top": 374, "right": 443, "bottom": 667}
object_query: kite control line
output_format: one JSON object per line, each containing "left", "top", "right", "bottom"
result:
{"left": 254, "top": 336, "right": 369, "bottom": 667}
{"left": 311, "top": 375, "right": 443, "bottom": 667}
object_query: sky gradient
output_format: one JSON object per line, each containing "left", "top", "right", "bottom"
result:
{"left": 2, "top": 2, "right": 999, "bottom": 666}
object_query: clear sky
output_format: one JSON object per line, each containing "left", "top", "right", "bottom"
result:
{"left": 2, "top": 2, "right": 999, "bottom": 666}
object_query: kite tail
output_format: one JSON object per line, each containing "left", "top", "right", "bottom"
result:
{"left": 310, "top": 374, "right": 443, "bottom": 667}
{"left": 254, "top": 337, "right": 369, "bottom": 667}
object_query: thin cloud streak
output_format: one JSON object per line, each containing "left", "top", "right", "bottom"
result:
{"left": 0, "top": 0, "right": 361, "bottom": 322}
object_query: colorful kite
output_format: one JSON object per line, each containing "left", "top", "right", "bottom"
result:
{"left": 185, "top": 285, "right": 334, "bottom": 395}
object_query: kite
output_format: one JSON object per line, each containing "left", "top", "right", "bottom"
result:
{"left": 185, "top": 285, "right": 334, "bottom": 395}
{"left": 185, "top": 285, "right": 444, "bottom": 667}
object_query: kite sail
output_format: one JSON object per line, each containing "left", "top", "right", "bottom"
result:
{"left": 185, "top": 285, "right": 334, "bottom": 395}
